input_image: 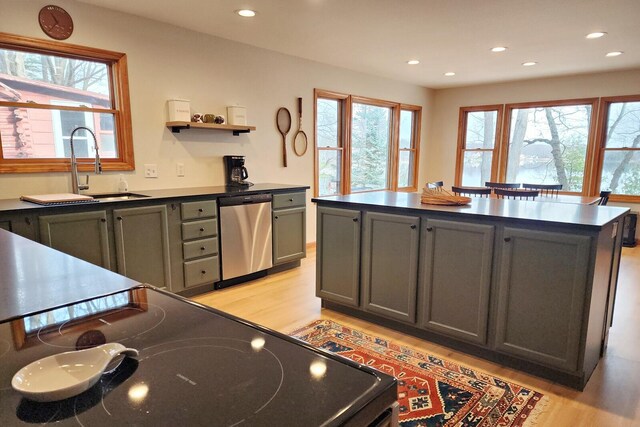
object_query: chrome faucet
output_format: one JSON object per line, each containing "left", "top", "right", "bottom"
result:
{"left": 69, "top": 126, "right": 102, "bottom": 194}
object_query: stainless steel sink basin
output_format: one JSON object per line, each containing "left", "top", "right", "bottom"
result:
{"left": 90, "top": 192, "right": 150, "bottom": 202}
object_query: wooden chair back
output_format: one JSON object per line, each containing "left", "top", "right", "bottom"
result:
{"left": 485, "top": 181, "right": 521, "bottom": 189}
{"left": 522, "top": 183, "right": 562, "bottom": 196}
{"left": 495, "top": 188, "right": 539, "bottom": 200}
{"left": 451, "top": 186, "right": 491, "bottom": 197}
{"left": 598, "top": 190, "right": 611, "bottom": 206}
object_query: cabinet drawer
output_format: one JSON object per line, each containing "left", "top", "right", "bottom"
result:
{"left": 184, "top": 256, "right": 220, "bottom": 288}
{"left": 181, "top": 200, "right": 217, "bottom": 220}
{"left": 183, "top": 237, "right": 218, "bottom": 260}
{"left": 273, "top": 192, "right": 305, "bottom": 209}
{"left": 182, "top": 219, "right": 217, "bottom": 240}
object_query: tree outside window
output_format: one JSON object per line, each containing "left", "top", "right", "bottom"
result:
{"left": 456, "top": 106, "right": 502, "bottom": 187}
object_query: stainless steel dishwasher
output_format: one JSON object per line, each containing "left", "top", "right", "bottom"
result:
{"left": 218, "top": 193, "right": 273, "bottom": 286}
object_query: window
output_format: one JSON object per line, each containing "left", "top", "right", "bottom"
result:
{"left": 314, "top": 89, "right": 421, "bottom": 197}
{"left": 502, "top": 99, "right": 597, "bottom": 192}
{"left": 456, "top": 106, "right": 502, "bottom": 186}
{"left": 596, "top": 96, "right": 640, "bottom": 199}
{"left": 0, "top": 32, "right": 134, "bottom": 173}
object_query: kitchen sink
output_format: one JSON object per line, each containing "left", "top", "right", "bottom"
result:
{"left": 90, "top": 192, "right": 150, "bottom": 202}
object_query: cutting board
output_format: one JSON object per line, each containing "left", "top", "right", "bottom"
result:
{"left": 20, "top": 193, "right": 97, "bottom": 205}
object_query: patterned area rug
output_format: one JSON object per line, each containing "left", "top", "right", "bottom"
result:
{"left": 289, "top": 320, "right": 547, "bottom": 427}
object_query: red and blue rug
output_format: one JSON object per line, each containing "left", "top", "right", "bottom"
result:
{"left": 290, "top": 320, "right": 547, "bottom": 427}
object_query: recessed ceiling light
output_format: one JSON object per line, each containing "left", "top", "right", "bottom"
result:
{"left": 606, "top": 51, "right": 623, "bottom": 57}
{"left": 407, "top": 60, "right": 420, "bottom": 65}
{"left": 522, "top": 61, "right": 537, "bottom": 66}
{"left": 236, "top": 9, "right": 256, "bottom": 17}
{"left": 586, "top": 32, "right": 607, "bottom": 39}
{"left": 444, "top": 72, "right": 456, "bottom": 77}
{"left": 491, "top": 46, "right": 508, "bottom": 52}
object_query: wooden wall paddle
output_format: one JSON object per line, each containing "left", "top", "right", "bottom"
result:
{"left": 276, "top": 107, "right": 291, "bottom": 167}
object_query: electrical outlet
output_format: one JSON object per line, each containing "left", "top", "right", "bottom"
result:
{"left": 176, "top": 163, "right": 185, "bottom": 177}
{"left": 144, "top": 164, "right": 158, "bottom": 178}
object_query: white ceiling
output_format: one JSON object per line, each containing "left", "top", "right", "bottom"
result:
{"left": 77, "top": 0, "right": 640, "bottom": 89}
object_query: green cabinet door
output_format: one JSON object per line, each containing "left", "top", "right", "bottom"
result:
{"left": 0, "top": 213, "right": 38, "bottom": 240}
{"left": 495, "top": 227, "right": 590, "bottom": 371}
{"left": 316, "top": 206, "right": 361, "bottom": 307}
{"left": 273, "top": 206, "right": 306, "bottom": 265}
{"left": 362, "top": 212, "right": 420, "bottom": 323}
{"left": 113, "top": 205, "right": 171, "bottom": 289}
{"left": 39, "top": 210, "right": 111, "bottom": 269}
{"left": 420, "top": 219, "right": 494, "bottom": 344}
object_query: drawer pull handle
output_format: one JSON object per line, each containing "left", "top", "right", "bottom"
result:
{"left": 201, "top": 270, "right": 206, "bottom": 275}
{"left": 199, "top": 227, "right": 205, "bottom": 232}
{"left": 198, "top": 208, "right": 203, "bottom": 212}
{"left": 504, "top": 237, "right": 511, "bottom": 242}
{"left": 352, "top": 217, "right": 358, "bottom": 222}
{"left": 426, "top": 226, "right": 433, "bottom": 232}
{"left": 410, "top": 224, "right": 416, "bottom": 229}
{"left": 100, "top": 218, "right": 106, "bottom": 223}
{"left": 288, "top": 198, "right": 293, "bottom": 202}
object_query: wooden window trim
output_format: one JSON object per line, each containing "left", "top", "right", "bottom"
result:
{"left": 455, "top": 105, "right": 503, "bottom": 186}
{"left": 499, "top": 98, "right": 598, "bottom": 194}
{"left": 0, "top": 32, "right": 134, "bottom": 173}
{"left": 592, "top": 94, "right": 640, "bottom": 203}
{"left": 314, "top": 89, "right": 421, "bottom": 196}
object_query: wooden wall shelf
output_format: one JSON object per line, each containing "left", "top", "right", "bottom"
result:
{"left": 166, "top": 121, "right": 256, "bottom": 136}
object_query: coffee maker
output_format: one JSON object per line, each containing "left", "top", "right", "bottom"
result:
{"left": 223, "top": 155, "right": 252, "bottom": 187}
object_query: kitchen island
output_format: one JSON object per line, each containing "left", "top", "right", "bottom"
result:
{"left": 0, "top": 228, "right": 397, "bottom": 426}
{"left": 313, "top": 191, "right": 629, "bottom": 389}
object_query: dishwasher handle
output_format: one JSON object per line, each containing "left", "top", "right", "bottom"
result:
{"left": 218, "top": 193, "right": 272, "bottom": 207}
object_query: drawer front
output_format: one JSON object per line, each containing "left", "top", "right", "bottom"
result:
{"left": 182, "top": 219, "right": 217, "bottom": 240}
{"left": 181, "top": 200, "right": 217, "bottom": 220}
{"left": 273, "top": 192, "right": 305, "bottom": 209}
{"left": 184, "top": 256, "right": 220, "bottom": 288}
{"left": 183, "top": 237, "right": 218, "bottom": 260}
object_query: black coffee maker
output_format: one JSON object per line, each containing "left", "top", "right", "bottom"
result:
{"left": 223, "top": 155, "right": 252, "bottom": 186}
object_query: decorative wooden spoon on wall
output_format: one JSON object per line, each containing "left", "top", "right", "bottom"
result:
{"left": 276, "top": 107, "right": 291, "bottom": 167}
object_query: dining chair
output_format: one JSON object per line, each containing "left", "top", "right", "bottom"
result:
{"left": 594, "top": 190, "right": 612, "bottom": 206}
{"left": 494, "top": 188, "right": 539, "bottom": 200}
{"left": 451, "top": 186, "right": 491, "bottom": 197}
{"left": 485, "top": 182, "right": 521, "bottom": 189}
{"left": 522, "top": 183, "right": 562, "bottom": 196}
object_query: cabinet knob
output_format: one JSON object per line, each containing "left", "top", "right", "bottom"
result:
{"left": 426, "top": 226, "right": 433, "bottom": 232}
{"left": 288, "top": 198, "right": 293, "bottom": 202}
{"left": 200, "top": 247, "right": 206, "bottom": 251}
{"left": 201, "top": 270, "right": 206, "bottom": 275}
{"left": 25, "top": 217, "right": 32, "bottom": 225}
{"left": 199, "top": 227, "right": 205, "bottom": 232}
{"left": 352, "top": 217, "right": 358, "bottom": 222}
{"left": 198, "top": 208, "right": 203, "bottom": 212}
{"left": 117, "top": 216, "right": 122, "bottom": 221}
{"left": 274, "top": 216, "right": 279, "bottom": 220}
{"left": 410, "top": 224, "right": 417, "bottom": 229}
{"left": 101, "top": 218, "right": 106, "bottom": 223}
{"left": 504, "top": 237, "right": 511, "bottom": 242}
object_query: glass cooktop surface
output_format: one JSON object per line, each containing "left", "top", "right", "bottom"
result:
{"left": 0, "top": 287, "right": 394, "bottom": 426}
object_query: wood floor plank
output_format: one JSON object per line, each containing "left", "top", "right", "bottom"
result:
{"left": 193, "top": 245, "right": 640, "bottom": 426}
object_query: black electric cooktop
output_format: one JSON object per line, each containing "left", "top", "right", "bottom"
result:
{"left": 0, "top": 286, "right": 396, "bottom": 426}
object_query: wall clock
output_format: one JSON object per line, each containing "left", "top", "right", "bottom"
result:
{"left": 38, "top": 5, "right": 74, "bottom": 40}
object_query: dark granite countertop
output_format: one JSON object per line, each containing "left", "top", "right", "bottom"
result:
{"left": 312, "top": 191, "right": 629, "bottom": 229}
{"left": 0, "top": 183, "right": 309, "bottom": 214}
{"left": 0, "top": 228, "right": 140, "bottom": 322}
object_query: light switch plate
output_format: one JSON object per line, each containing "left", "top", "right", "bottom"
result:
{"left": 176, "top": 163, "right": 185, "bottom": 177}
{"left": 144, "top": 164, "right": 158, "bottom": 178}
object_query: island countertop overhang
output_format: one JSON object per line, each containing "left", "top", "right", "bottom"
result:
{"left": 312, "top": 191, "right": 629, "bottom": 230}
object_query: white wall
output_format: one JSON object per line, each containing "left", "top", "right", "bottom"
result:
{"left": 0, "top": 0, "right": 434, "bottom": 242}
{"left": 426, "top": 69, "right": 640, "bottom": 219}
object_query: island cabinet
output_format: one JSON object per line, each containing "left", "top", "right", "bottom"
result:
{"left": 494, "top": 227, "right": 590, "bottom": 371}
{"left": 113, "top": 205, "right": 172, "bottom": 290}
{"left": 361, "top": 212, "right": 420, "bottom": 323}
{"left": 272, "top": 192, "right": 306, "bottom": 265}
{"left": 419, "top": 219, "right": 494, "bottom": 345}
{"left": 316, "top": 206, "right": 361, "bottom": 307}
{"left": 39, "top": 210, "right": 112, "bottom": 269}
{"left": 0, "top": 213, "right": 38, "bottom": 241}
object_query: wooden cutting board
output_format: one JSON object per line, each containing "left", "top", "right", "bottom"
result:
{"left": 20, "top": 193, "right": 97, "bottom": 205}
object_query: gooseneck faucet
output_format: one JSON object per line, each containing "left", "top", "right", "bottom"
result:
{"left": 69, "top": 126, "right": 102, "bottom": 194}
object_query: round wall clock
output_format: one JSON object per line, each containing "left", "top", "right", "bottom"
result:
{"left": 38, "top": 5, "right": 74, "bottom": 40}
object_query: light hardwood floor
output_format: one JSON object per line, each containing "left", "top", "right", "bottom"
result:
{"left": 193, "top": 244, "right": 640, "bottom": 426}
